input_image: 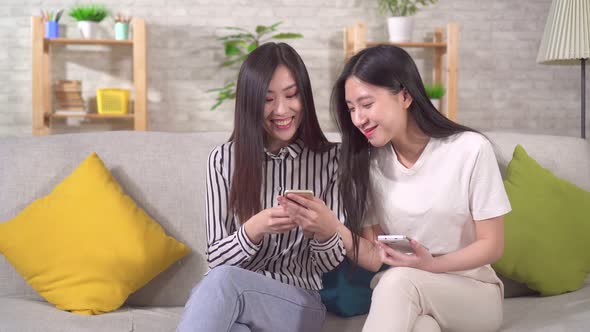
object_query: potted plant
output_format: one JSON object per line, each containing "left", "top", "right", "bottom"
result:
{"left": 425, "top": 82, "right": 445, "bottom": 111}
{"left": 209, "top": 22, "right": 303, "bottom": 110}
{"left": 69, "top": 4, "right": 109, "bottom": 39}
{"left": 378, "top": 0, "right": 438, "bottom": 42}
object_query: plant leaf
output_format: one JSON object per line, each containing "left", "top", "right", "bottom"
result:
{"left": 222, "top": 26, "right": 250, "bottom": 32}
{"left": 269, "top": 21, "right": 283, "bottom": 30}
{"left": 217, "top": 33, "right": 255, "bottom": 41}
{"left": 224, "top": 42, "right": 243, "bottom": 56}
{"left": 271, "top": 33, "right": 303, "bottom": 39}
{"left": 210, "top": 101, "right": 222, "bottom": 110}
{"left": 247, "top": 41, "right": 258, "bottom": 53}
{"left": 255, "top": 25, "right": 270, "bottom": 34}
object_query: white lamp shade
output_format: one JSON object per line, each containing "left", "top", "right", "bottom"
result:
{"left": 537, "top": 0, "right": 590, "bottom": 64}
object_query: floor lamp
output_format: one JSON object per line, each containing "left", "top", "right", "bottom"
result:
{"left": 537, "top": 0, "right": 590, "bottom": 139}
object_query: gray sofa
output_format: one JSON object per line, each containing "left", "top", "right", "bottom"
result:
{"left": 1, "top": 131, "right": 589, "bottom": 332}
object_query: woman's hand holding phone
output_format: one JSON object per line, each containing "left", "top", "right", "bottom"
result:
{"left": 278, "top": 192, "right": 340, "bottom": 242}
{"left": 244, "top": 206, "right": 298, "bottom": 244}
{"left": 376, "top": 235, "right": 436, "bottom": 272}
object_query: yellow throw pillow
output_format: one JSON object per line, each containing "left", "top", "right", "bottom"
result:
{"left": 0, "top": 152, "right": 190, "bottom": 315}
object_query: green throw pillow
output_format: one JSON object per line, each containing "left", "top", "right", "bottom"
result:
{"left": 492, "top": 144, "right": 590, "bottom": 296}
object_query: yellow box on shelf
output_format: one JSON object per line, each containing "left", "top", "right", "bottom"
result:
{"left": 97, "top": 88, "right": 130, "bottom": 115}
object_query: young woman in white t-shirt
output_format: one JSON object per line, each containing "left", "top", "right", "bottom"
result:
{"left": 282, "top": 45, "right": 511, "bottom": 332}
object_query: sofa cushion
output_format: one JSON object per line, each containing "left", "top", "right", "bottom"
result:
{"left": 0, "top": 132, "right": 224, "bottom": 306}
{"left": 0, "top": 152, "right": 190, "bottom": 314}
{"left": 0, "top": 298, "right": 133, "bottom": 332}
{"left": 485, "top": 132, "right": 590, "bottom": 191}
{"left": 501, "top": 282, "right": 590, "bottom": 331}
{"left": 492, "top": 145, "right": 590, "bottom": 296}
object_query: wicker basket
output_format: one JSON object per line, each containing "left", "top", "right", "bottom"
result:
{"left": 96, "top": 88, "right": 130, "bottom": 115}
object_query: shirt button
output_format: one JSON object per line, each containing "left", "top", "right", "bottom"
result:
{"left": 277, "top": 187, "right": 282, "bottom": 192}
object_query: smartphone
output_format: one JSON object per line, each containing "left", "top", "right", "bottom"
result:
{"left": 377, "top": 235, "right": 428, "bottom": 254}
{"left": 284, "top": 189, "right": 314, "bottom": 200}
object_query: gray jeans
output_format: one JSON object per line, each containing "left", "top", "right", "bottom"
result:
{"left": 176, "top": 266, "right": 326, "bottom": 332}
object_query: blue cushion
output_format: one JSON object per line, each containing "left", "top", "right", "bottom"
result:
{"left": 320, "top": 259, "right": 385, "bottom": 317}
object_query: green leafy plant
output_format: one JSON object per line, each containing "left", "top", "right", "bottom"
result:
{"left": 424, "top": 83, "right": 445, "bottom": 99}
{"left": 69, "top": 4, "right": 109, "bottom": 22}
{"left": 210, "top": 22, "right": 303, "bottom": 110}
{"left": 378, "top": 0, "right": 438, "bottom": 17}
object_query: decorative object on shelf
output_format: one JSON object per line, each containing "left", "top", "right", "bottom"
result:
{"left": 424, "top": 82, "right": 445, "bottom": 111}
{"left": 114, "top": 13, "right": 132, "bottom": 40}
{"left": 41, "top": 9, "right": 63, "bottom": 38}
{"left": 97, "top": 88, "right": 130, "bottom": 115}
{"left": 209, "top": 22, "right": 303, "bottom": 110}
{"left": 537, "top": 0, "right": 590, "bottom": 139}
{"left": 378, "top": 0, "right": 438, "bottom": 43}
{"left": 53, "top": 80, "right": 86, "bottom": 115}
{"left": 69, "top": 4, "right": 109, "bottom": 39}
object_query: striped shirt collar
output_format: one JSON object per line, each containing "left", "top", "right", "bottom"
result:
{"left": 264, "top": 138, "right": 304, "bottom": 159}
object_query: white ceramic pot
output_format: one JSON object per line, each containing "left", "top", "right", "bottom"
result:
{"left": 430, "top": 98, "right": 441, "bottom": 111}
{"left": 387, "top": 16, "right": 414, "bottom": 43}
{"left": 78, "top": 21, "right": 98, "bottom": 39}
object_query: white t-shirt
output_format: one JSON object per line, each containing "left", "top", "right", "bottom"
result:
{"left": 367, "top": 131, "right": 511, "bottom": 286}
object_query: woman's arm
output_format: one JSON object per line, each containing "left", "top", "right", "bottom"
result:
{"left": 377, "top": 216, "right": 504, "bottom": 273}
{"left": 337, "top": 223, "right": 384, "bottom": 272}
{"left": 280, "top": 194, "right": 384, "bottom": 272}
{"left": 428, "top": 216, "right": 504, "bottom": 273}
{"left": 205, "top": 146, "right": 261, "bottom": 269}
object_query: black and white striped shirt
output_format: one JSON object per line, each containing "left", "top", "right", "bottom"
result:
{"left": 205, "top": 139, "right": 345, "bottom": 290}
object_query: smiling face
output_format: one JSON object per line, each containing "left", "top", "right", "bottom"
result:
{"left": 263, "top": 64, "right": 303, "bottom": 153}
{"left": 344, "top": 75, "right": 412, "bottom": 147}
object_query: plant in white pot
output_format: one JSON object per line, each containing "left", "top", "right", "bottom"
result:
{"left": 425, "top": 82, "right": 445, "bottom": 111}
{"left": 378, "top": 0, "right": 438, "bottom": 42}
{"left": 69, "top": 4, "right": 109, "bottom": 39}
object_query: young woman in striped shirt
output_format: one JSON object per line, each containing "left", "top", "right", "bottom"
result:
{"left": 177, "top": 42, "right": 345, "bottom": 332}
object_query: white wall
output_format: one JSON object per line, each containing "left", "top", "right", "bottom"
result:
{"left": 0, "top": 0, "right": 587, "bottom": 137}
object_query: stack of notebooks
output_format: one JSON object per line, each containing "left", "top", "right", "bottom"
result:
{"left": 53, "top": 80, "right": 86, "bottom": 115}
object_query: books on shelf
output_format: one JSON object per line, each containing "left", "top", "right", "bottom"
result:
{"left": 54, "top": 80, "right": 82, "bottom": 92}
{"left": 52, "top": 79, "right": 86, "bottom": 115}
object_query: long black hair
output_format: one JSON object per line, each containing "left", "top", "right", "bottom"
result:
{"left": 229, "top": 42, "right": 333, "bottom": 223}
{"left": 331, "top": 45, "right": 477, "bottom": 263}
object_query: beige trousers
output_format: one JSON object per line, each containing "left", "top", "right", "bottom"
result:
{"left": 363, "top": 267, "right": 503, "bottom": 332}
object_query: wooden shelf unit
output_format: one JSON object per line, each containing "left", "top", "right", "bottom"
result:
{"left": 344, "top": 22, "right": 459, "bottom": 121}
{"left": 48, "top": 113, "right": 135, "bottom": 119}
{"left": 31, "top": 16, "right": 148, "bottom": 136}
{"left": 46, "top": 38, "right": 134, "bottom": 46}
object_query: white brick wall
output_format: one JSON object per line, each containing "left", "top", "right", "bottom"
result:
{"left": 0, "top": 0, "right": 588, "bottom": 137}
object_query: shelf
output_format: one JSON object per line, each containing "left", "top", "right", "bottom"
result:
{"left": 31, "top": 16, "right": 147, "bottom": 135}
{"left": 366, "top": 41, "right": 447, "bottom": 48}
{"left": 344, "top": 21, "right": 459, "bottom": 121}
{"left": 48, "top": 113, "right": 134, "bottom": 119}
{"left": 46, "top": 38, "right": 133, "bottom": 46}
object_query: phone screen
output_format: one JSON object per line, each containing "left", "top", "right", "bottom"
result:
{"left": 284, "top": 190, "right": 314, "bottom": 200}
{"left": 379, "top": 238, "right": 414, "bottom": 254}
{"left": 377, "top": 235, "right": 428, "bottom": 254}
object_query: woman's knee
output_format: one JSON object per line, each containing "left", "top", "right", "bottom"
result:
{"left": 373, "top": 267, "right": 421, "bottom": 293}
{"left": 412, "top": 315, "right": 441, "bottom": 332}
{"left": 191, "top": 265, "right": 245, "bottom": 296}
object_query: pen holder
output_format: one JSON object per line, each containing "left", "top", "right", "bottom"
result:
{"left": 45, "top": 21, "right": 59, "bottom": 38}
{"left": 115, "top": 22, "right": 129, "bottom": 40}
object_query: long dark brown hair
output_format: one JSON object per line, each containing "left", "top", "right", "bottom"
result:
{"left": 331, "top": 45, "right": 478, "bottom": 263}
{"left": 229, "top": 42, "right": 333, "bottom": 224}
